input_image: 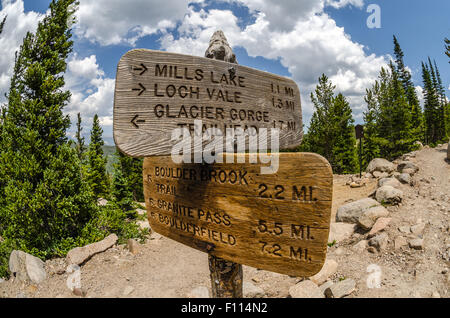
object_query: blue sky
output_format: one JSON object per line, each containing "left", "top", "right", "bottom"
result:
{"left": 1, "top": 0, "right": 448, "bottom": 145}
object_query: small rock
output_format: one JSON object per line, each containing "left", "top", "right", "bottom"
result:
{"left": 137, "top": 220, "right": 151, "bottom": 231}
{"left": 368, "top": 233, "right": 389, "bottom": 252}
{"left": 367, "top": 246, "right": 377, "bottom": 253}
{"left": 398, "top": 173, "right": 411, "bottom": 185}
{"left": 409, "top": 239, "right": 424, "bottom": 250}
{"left": 243, "top": 281, "right": 265, "bottom": 298}
{"left": 350, "top": 182, "right": 363, "bottom": 188}
{"left": 328, "top": 223, "right": 356, "bottom": 243}
{"left": 136, "top": 209, "right": 147, "bottom": 215}
{"left": 368, "top": 217, "right": 391, "bottom": 238}
{"left": 97, "top": 198, "right": 108, "bottom": 206}
{"left": 410, "top": 223, "right": 426, "bottom": 236}
{"left": 324, "top": 279, "right": 356, "bottom": 298}
{"left": 358, "top": 215, "right": 375, "bottom": 231}
{"left": 66, "top": 234, "right": 118, "bottom": 265}
{"left": 188, "top": 286, "right": 210, "bottom": 298}
{"left": 376, "top": 186, "right": 403, "bottom": 205}
{"left": 73, "top": 288, "right": 86, "bottom": 297}
{"left": 123, "top": 286, "right": 135, "bottom": 297}
{"left": 318, "top": 280, "right": 334, "bottom": 295}
{"left": 352, "top": 240, "right": 368, "bottom": 252}
{"left": 289, "top": 280, "right": 324, "bottom": 298}
{"left": 394, "top": 236, "right": 408, "bottom": 249}
{"left": 309, "top": 258, "right": 338, "bottom": 285}
{"left": 9, "top": 250, "right": 47, "bottom": 285}
{"left": 127, "top": 239, "right": 139, "bottom": 255}
{"left": 414, "top": 141, "right": 424, "bottom": 149}
{"left": 398, "top": 226, "right": 411, "bottom": 234}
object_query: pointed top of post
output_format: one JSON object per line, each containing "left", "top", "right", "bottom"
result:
{"left": 205, "top": 30, "right": 237, "bottom": 64}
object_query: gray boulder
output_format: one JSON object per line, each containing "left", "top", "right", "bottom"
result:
{"left": 397, "top": 161, "right": 419, "bottom": 173}
{"left": 376, "top": 186, "right": 403, "bottom": 205}
{"left": 378, "top": 177, "right": 401, "bottom": 189}
{"left": 336, "top": 198, "right": 381, "bottom": 223}
{"left": 243, "top": 281, "right": 265, "bottom": 298}
{"left": 328, "top": 223, "right": 356, "bottom": 243}
{"left": 366, "top": 158, "right": 396, "bottom": 173}
{"left": 324, "top": 279, "right": 356, "bottom": 298}
{"left": 66, "top": 234, "right": 118, "bottom": 265}
{"left": 357, "top": 206, "right": 390, "bottom": 231}
{"left": 368, "top": 232, "right": 389, "bottom": 252}
{"left": 398, "top": 173, "right": 411, "bottom": 185}
{"left": 9, "top": 250, "right": 47, "bottom": 284}
{"left": 289, "top": 280, "right": 324, "bottom": 298}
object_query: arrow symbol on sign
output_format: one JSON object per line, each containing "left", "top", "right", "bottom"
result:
{"left": 132, "top": 83, "right": 146, "bottom": 96}
{"left": 131, "top": 115, "right": 146, "bottom": 128}
{"left": 133, "top": 63, "right": 148, "bottom": 75}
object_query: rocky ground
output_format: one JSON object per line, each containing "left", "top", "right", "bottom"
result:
{"left": 0, "top": 143, "right": 449, "bottom": 298}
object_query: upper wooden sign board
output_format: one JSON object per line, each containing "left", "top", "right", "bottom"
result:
{"left": 143, "top": 153, "right": 332, "bottom": 277}
{"left": 114, "top": 49, "right": 303, "bottom": 157}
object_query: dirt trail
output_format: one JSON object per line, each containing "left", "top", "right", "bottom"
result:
{"left": 0, "top": 145, "right": 449, "bottom": 298}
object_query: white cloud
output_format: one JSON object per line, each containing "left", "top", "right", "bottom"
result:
{"left": 160, "top": 3, "right": 387, "bottom": 124}
{"left": 75, "top": 0, "right": 202, "bottom": 46}
{"left": 415, "top": 85, "right": 424, "bottom": 109}
{"left": 0, "top": 0, "right": 43, "bottom": 104}
{"left": 325, "top": 0, "right": 364, "bottom": 9}
{"left": 65, "top": 54, "right": 115, "bottom": 143}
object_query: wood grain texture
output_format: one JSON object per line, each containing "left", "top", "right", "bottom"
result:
{"left": 143, "top": 152, "right": 333, "bottom": 277}
{"left": 113, "top": 49, "right": 303, "bottom": 157}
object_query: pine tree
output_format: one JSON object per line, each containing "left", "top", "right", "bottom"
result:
{"left": 422, "top": 62, "right": 440, "bottom": 145}
{"left": 422, "top": 58, "right": 447, "bottom": 144}
{"left": 116, "top": 149, "right": 144, "bottom": 202}
{"left": 0, "top": 15, "right": 6, "bottom": 34}
{"left": 86, "top": 114, "right": 109, "bottom": 198}
{"left": 75, "top": 112, "right": 85, "bottom": 160}
{"left": 0, "top": 0, "right": 98, "bottom": 257}
{"left": 445, "top": 38, "right": 450, "bottom": 62}
{"left": 432, "top": 60, "right": 448, "bottom": 142}
{"left": 330, "top": 93, "right": 358, "bottom": 174}
{"left": 362, "top": 88, "right": 381, "bottom": 169}
{"left": 302, "top": 74, "right": 336, "bottom": 159}
{"left": 393, "top": 35, "right": 423, "bottom": 143}
{"left": 300, "top": 75, "right": 358, "bottom": 173}
{"left": 111, "top": 149, "right": 135, "bottom": 214}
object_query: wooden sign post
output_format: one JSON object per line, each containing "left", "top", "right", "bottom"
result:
{"left": 113, "top": 31, "right": 333, "bottom": 298}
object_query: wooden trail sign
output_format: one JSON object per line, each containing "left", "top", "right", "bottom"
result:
{"left": 113, "top": 49, "right": 303, "bottom": 157}
{"left": 143, "top": 152, "right": 333, "bottom": 277}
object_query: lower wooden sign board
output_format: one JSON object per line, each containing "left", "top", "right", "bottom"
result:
{"left": 143, "top": 153, "right": 333, "bottom": 277}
